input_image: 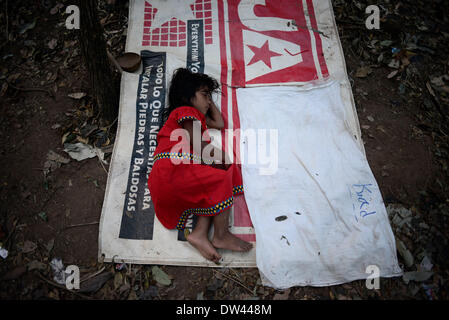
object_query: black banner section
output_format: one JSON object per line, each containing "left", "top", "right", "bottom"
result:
{"left": 177, "top": 19, "right": 206, "bottom": 241}
{"left": 177, "top": 214, "right": 199, "bottom": 241}
{"left": 187, "top": 19, "right": 204, "bottom": 74}
{"left": 119, "top": 50, "right": 166, "bottom": 240}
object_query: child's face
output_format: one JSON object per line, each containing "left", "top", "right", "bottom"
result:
{"left": 191, "top": 86, "right": 212, "bottom": 115}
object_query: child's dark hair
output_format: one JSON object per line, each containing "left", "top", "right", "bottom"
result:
{"left": 164, "top": 68, "right": 220, "bottom": 122}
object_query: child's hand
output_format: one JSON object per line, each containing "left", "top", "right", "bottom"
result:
{"left": 205, "top": 103, "right": 224, "bottom": 129}
{"left": 221, "top": 150, "right": 232, "bottom": 170}
{"left": 210, "top": 163, "right": 229, "bottom": 170}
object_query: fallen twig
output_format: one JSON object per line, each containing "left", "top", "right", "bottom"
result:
{"left": 229, "top": 267, "right": 242, "bottom": 280}
{"left": 213, "top": 269, "right": 254, "bottom": 295}
{"left": 80, "top": 266, "right": 106, "bottom": 283}
{"left": 36, "top": 272, "right": 93, "bottom": 300}
{"left": 98, "top": 159, "right": 108, "bottom": 174}
{"left": 107, "top": 49, "right": 123, "bottom": 74}
{"left": 94, "top": 148, "right": 109, "bottom": 174}
{"left": 64, "top": 221, "right": 99, "bottom": 229}
{"left": 4, "top": 79, "right": 55, "bottom": 98}
{"left": 4, "top": 218, "right": 18, "bottom": 250}
{"left": 105, "top": 117, "right": 118, "bottom": 133}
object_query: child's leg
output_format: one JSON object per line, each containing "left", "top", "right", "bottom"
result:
{"left": 186, "top": 216, "right": 222, "bottom": 263}
{"left": 211, "top": 208, "right": 252, "bottom": 252}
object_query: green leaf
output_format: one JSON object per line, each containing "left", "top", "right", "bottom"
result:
{"left": 380, "top": 40, "right": 393, "bottom": 47}
{"left": 19, "top": 18, "right": 37, "bottom": 35}
{"left": 151, "top": 266, "right": 172, "bottom": 286}
{"left": 38, "top": 211, "right": 48, "bottom": 222}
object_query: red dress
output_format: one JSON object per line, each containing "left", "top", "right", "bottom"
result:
{"left": 148, "top": 106, "right": 244, "bottom": 230}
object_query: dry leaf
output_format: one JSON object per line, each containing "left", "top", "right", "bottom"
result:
{"left": 401, "top": 57, "right": 410, "bottom": 67}
{"left": 27, "top": 260, "right": 47, "bottom": 271}
{"left": 46, "top": 239, "right": 55, "bottom": 253}
{"left": 426, "top": 82, "right": 436, "bottom": 97}
{"left": 387, "top": 70, "right": 398, "bottom": 79}
{"left": 48, "top": 39, "right": 58, "bottom": 50}
{"left": 68, "top": 92, "right": 87, "bottom": 99}
{"left": 0, "top": 82, "right": 7, "bottom": 97}
{"left": 79, "top": 272, "right": 114, "bottom": 293}
{"left": 388, "top": 59, "right": 400, "bottom": 69}
{"left": 22, "top": 240, "right": 37, "bottom": 254}
{"left": 376, "top": 125, "right": 387, "bottom": 134}
{"left": 355, "top": 66, "right": 372, "bottom": 78}
{"left": 50, "top": 3, "right": 64, "bottom": 15}
{"left": 430, "top": 76, "right": 445, "bottom": 87}
{"left": 62, "top": 131, "right": 71, "bottom": 144}
{"left": 127, "top": 290, "right": 138, "bottom": 300}
{"left": 47, "top": 150, "right": 70, "bottom": 164}
{"left": 76, "top": 136, "right": 90, "bottom": 145}
{"left": 273, "top": 289, "right": 291, "bottom": 300}
{"left": 63, "top": 143, "right": 97, "bottom": 161}
{"left": 113, "top": 273, "right": 123, "bottom": 290}
{"left": 48, "top": 289, "right": 60, "bottom": 300}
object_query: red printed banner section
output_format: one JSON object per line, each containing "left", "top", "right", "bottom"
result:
{"left": 142, "top": 0, "right": 214, "bottom": 47}
{"left": 226, "top": 0, "right": 329, "bottom": 86}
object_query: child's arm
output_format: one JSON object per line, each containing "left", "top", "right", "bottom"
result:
{"left": 182, "top": 120, "right": 215, "bottom": 164}
{"left": 182, "top": 120, "right": 230, "bottom": 168}
{"left": 205, "top": 102, "right": 224, "bottom": 129}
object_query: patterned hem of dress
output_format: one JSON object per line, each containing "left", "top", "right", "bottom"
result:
{"left": 153, "top": 152, "right": 214, "bottom": 165}
{"left": 176, "top": 185, "right": 244, "bottom": 230}
{"left": 177, "top": 115, "right": 200, "bottom": 124}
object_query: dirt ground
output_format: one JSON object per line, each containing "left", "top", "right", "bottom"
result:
{"left": 1, "top": 0, "right": 448, "bottom": 300}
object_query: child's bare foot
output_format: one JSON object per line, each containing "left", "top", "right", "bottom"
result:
{"left": 186, "top": 232, "right": 222, "bottom": 263}
{"left": 212, "top": 231, "right": 253, "bottom": 252}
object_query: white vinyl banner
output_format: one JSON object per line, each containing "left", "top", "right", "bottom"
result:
{"left": 237, "top": 81, "right": 403, "bottom": 287}
{"left": 98, "top": 0, "right": 402, "bottom": 287}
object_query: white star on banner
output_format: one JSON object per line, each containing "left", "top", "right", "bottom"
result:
{"left": 148, "top": 0, "right": 196, "bottom": 30}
